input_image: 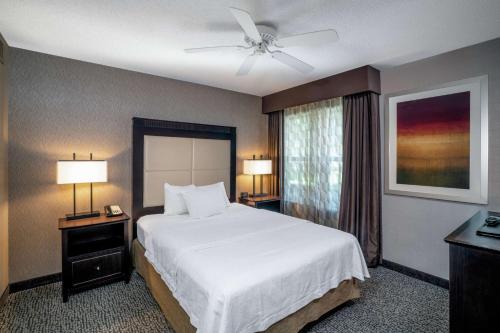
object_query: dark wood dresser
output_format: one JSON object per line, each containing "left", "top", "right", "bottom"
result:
{"left": 444, "top": 211, "right": 500, "bottom": 333}
{"left": 59, "top": 213, "right": 130, "bottom": 302}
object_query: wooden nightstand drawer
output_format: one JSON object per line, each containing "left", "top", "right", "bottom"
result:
{"left": 71, "top": 251, "right": 122, "bottom": 286}
{"left": 239, "top": 196, "right": 281, "bottom": 213}
{"left": 254, "top": 200, "right": 280, "bottom": 212}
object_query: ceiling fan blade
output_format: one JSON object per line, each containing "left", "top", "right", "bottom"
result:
{"left": 185, "top": 45, "right": 247, "bottom": 53}
{"left": 275, "top": 29, "right": 339, "bottom": 48}
{"left": 237, "top": 54, "right": 258, "bottom": 76}
{"left": 271, "top": 51, "right": 314, "bottom": 73}
{"left": 229, "top": 7, "right": 262, "bottom": 43}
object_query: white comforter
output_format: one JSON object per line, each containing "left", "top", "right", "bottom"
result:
{"left": 138, "top": 203, "right": 369, "bottom": 333}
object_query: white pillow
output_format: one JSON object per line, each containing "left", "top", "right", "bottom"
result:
{"left": 182, "top": 186, "right": 228, "bottom": 218}
{"left": 196, "top": 182, "right": 230, "bottom": 207}
{"left": 164, "top": 183, "right": 195, "bottom": 215}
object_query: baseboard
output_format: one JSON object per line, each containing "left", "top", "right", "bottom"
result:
{"left": 0, "top": 286, "right": 8, "bottom": 306}
{"left": 381, "top": 259, "right": 449, "bottom": 289}
{"left": 9, "top": 273, "right": 62, "bottom": 293}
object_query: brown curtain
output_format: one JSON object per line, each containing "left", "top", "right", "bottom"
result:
{"left": 338, "top": 92, "right": 381, "bottom": 267}
{"left": 268, "top": 111, "right": 283, "bottom": 197}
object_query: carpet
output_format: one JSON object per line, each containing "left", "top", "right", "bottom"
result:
{"left": 0, "top": 267, "right": 448, "bottom": 333}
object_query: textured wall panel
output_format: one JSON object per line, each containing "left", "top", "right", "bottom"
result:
{"left": 192, "top": 139, "right": 230, "bottom": 170}
{"left": 8, "top": 48, "right": 266, "bottom": 282}
{"left": 144, "top": 136, "right": 192, "bottom": 171}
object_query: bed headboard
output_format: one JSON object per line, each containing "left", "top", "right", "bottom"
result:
{"left": 132, "top": 117, "right": 236, "bottom": 237}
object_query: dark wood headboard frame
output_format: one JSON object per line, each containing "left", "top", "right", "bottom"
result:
{"left": 132, "top": 117, "right": 237, "bottom": 238}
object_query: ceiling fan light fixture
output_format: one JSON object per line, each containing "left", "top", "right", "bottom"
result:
{"left": 184, "top": 7, "right": 339, "bottom": 76}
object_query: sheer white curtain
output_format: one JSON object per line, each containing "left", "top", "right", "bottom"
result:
{"left": 283, "top": 97, "right": 343, "bottom": 228}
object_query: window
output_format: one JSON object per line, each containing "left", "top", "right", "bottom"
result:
{"left": 283, "top": 97, "right": 342, "bottom": 228}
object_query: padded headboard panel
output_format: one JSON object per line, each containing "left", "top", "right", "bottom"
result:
{"left": 132, "top": 117, "right": 236, "bottom": 236}
{"left": 143, "top": 136, "right": 230, "bottom": 207}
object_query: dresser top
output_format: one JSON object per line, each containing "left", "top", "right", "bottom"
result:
{"left": 445, "top": 210, "right": 500, "bottom": 253}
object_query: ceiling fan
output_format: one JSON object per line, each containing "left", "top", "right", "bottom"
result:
{"left": 184, "top": 7, "right": 339, "bottom": 76}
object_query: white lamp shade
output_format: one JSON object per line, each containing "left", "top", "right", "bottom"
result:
{"left": 243, "top": 159, "right": 272, "bottom": 175}
{"left": 57, "top": 160, "right": 108, "bottom": 184}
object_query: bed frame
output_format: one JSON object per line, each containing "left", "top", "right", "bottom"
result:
{"left": 131, "top": 117, "right": 360, "bottom": 333}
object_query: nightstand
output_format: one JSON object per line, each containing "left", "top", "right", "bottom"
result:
{"left": 239, "top": 196, "right": 281, "bottom": 213}
{"left": 58, "top": 213, "right": 130, "bottom": 302}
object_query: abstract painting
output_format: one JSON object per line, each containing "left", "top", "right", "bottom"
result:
{"left": 385, "top": 76, "right": 488, "bottom": 204}
{"left": 396, "top": 92, "right": 470, "bottom": 189}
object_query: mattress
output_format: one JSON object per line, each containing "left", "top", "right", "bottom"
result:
{"left": 137, "top": 203, "right": 369, "bottom": 333}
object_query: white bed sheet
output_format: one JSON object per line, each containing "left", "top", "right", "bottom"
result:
{"left": 137, "top": 203, "right": 369, "bottom": 333}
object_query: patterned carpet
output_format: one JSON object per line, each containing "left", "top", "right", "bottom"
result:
{"left": 0, "top": 267, "right": 448, "bottom": 333}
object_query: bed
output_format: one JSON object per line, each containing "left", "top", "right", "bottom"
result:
{"left": 132, "top": 117, "right": 369, "bottom": 333}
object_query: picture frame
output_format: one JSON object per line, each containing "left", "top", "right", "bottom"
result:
{"left": 384, "top": 76, "right": 488, "bottom": 204}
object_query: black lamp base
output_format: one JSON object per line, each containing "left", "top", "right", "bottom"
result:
{"left": 65, "top": 211, "right": 101, "bottom": 221}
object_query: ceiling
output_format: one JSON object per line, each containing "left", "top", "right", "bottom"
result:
{"left": 1, "top": 0, "right": 500, "bottom": 96}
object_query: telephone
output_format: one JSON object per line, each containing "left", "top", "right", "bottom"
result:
{"left": 485, "top": 216, "right": 500, "bottom": 227}
{"left": 104, "top": 205, "right": 123, "bottom": 217}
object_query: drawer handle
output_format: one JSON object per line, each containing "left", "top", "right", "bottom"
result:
{"left": 95, "top": 265, "right": 101, "bottom": 271}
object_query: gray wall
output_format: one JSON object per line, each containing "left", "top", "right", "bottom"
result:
{"left": 0, "top": 34, "right": 9, "bottom": 298}
{"left": 380, "top": 38, "right": 500, "bottom": 279}
{"left": 8, "top": 48, "right": 267, "bottom": 283}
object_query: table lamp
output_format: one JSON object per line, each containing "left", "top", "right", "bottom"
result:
{"left": 57, "top": 153, "right": 107, "bottom": 220}
{"left": 243, "top": 155, "right": 272, "bottom": 197}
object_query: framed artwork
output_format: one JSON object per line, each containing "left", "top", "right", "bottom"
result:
{"left": 385, "top": 76, "right": 488, "bottom": 204}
